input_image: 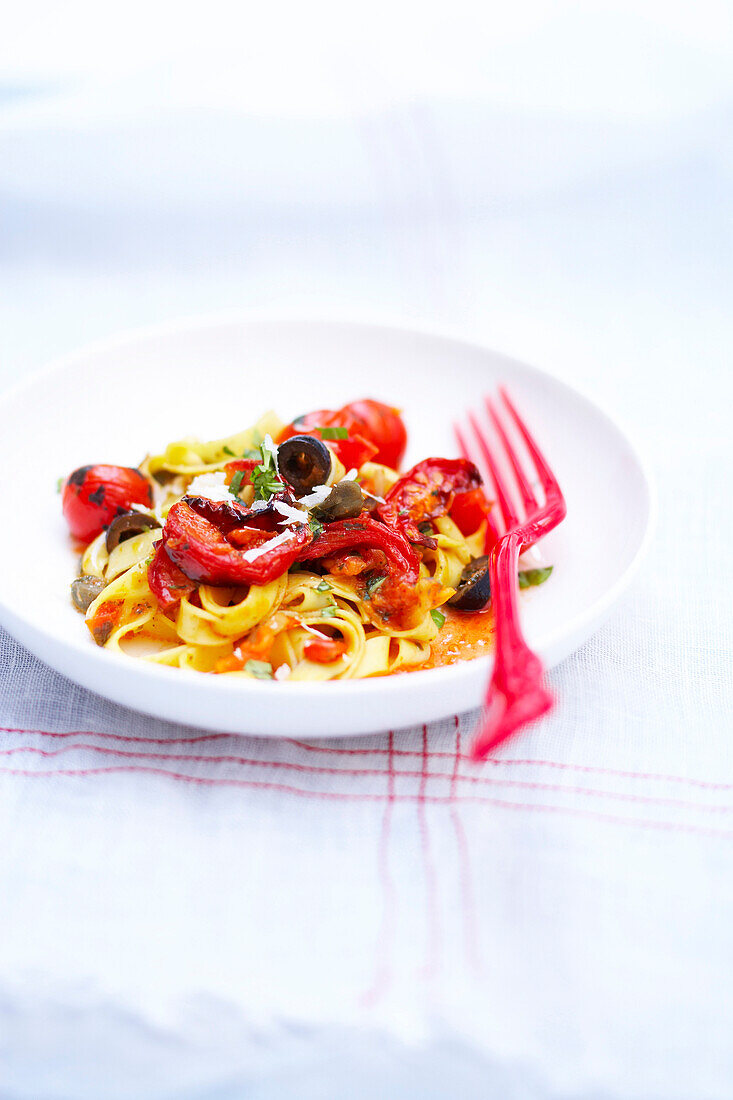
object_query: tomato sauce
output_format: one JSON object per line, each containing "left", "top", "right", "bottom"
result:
{"left": 420, "top": 608, "right": 494, "bottom": 670}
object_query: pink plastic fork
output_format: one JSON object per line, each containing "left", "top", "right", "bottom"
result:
{"left": 455, "top": 388, "right": 567, "bottom": 760}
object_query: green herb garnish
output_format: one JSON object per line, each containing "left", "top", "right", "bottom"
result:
{"left": 365, "top": 574, "right": 387, "bottom": 600}
{"left": 229, "top": 470, "right": 247, "bottom": 496}
{"left": 518, "top": 566, "right": 553, "bottom": 589}
{"left": 316, "top": 426, "right": 348, "bottom": 440}
{"left": 56, "top": 476, "right": 64, "bottom": 493}
{"left": 309, "top": 517, "right": 324, "bottom": 538}
{"left": 316, "top": 579, "right": 332, "bottom": 593}
{"left": 222, "top": 445, "right": 235, "bottom": 456}
{"left": 244, "top": 659, "right": 273, "bottom": 679}
{"left": 430, "top": 609, "right": 446, "bottom": 629}
{"left": 321, "top": 604, "right": 339, "bottom": 618}
{"left": 250, "top": 442, "right": 282, "bottom": 501}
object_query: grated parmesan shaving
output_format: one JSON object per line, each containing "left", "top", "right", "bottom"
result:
{"left": 274, "top": 663, "right": 291, "bottom": 681}
{"left": 242, "top": 527, "right": 298, "bottom": 562}
{"left": 273, "top": 500, "right": 310, "bottom": 526}
{"left": 185, "top": 471, "right": 234, "bottom": 503}
{"left": 298, "top": 483, "right": 331, "bottom": 508}
{"left": 299, "top": 473, "right": 364, "bottom": 508}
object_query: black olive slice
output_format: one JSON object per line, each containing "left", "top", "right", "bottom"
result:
{"left": 311, "top": 480, "right": 364, "bottom": 522}
{"left": 105, "top": 510, "right": 161, "bottom": 552}
{"left": 70, "top": 575, "right": 107, "bottom": 613}
{"left": 448, "top": 555, "right": 491, "bottom": 611}
{"left": 277, "top": 435, "right": 333, "bottom": 492}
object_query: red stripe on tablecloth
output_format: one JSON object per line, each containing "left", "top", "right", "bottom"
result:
{"left": 0, "top": 725, "right": 229, "bottom": 745}
{"left": 288, "top": 739, "right": 733, "bottom": 791}
{"left": 362, "top": 731, "right": 397, "bottom": 1006}
{"left": 450, "top": 716, "right": 481, "bottom": 971}
{"left": 3, "top": 743, "right": 733, "bottom": 815}
{"left": 2, "top": 764, "right": 733, "bottom": 838}
{"left": 419, "top": 725, "right": 441, "bottom": 979}
{"left": 1, "top": 726, "right": 730, "bottom": 792}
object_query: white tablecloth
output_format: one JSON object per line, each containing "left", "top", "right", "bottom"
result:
{"left": 0, "top": 27, "right": 732, "bottom": 1096}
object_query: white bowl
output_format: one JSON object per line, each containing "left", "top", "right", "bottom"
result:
{"left": 0, "top": 317, "right": 653, "bottom": 736}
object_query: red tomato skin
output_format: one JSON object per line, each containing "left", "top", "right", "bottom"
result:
{"left": 449, "top": 488, "right": 493, "bottom": 536}
{"left": 340, "top": 400, "right": 407, "bottom": 469}
{"left": 278, "top": 399, "right": 407, "bottom": 469}
{"left": 62, "top": 464, "right": 153, "bottom": 543}
{"left": 303, "top": 636, "right": 348, "bottom": 663}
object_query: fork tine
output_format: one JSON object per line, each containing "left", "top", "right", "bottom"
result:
{"left": 467, "top": 410, "right": 519, "bottom": 529}
{"left": 486, "top": 396, "right": 538, "bottom": 514}
{"left": 454, "top": 420, "right": 503, "bottom": 551}
{"left": 453, "top": 421, "right": 472, "bottom": 463}
{"left": 499, "top": 387, "right": 561, "bottom": 499}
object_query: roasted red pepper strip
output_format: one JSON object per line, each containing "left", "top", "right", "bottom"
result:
{"left": 299, "top": 517, "right": 419, "bottom": 582}
{"left": 162, "top": 500, "right": 313, "bottom": 586}
{"left": 377, "top": 457, "right": 482, "bottom": 543}
{"left": 184, "top": 495, "right": 274, "bottom": 534}
{"left": 148, "top": 541, "right": 197, "bottom": 612}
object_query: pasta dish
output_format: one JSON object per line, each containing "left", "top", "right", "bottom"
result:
{"left": 61, "top": 399, "right": 550, "bottom": 681}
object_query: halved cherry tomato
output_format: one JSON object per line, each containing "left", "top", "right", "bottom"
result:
{"left": 450, "top": 487, "right": 493, "bottom": 536}
{"left": 278, "top": 398, "right": 406, "bottom": 469}
{"left": 278, "top": 411, "right": 377, "bottom": 471}
{"left": 340, "top": 399, "right": 407, "bottom": 469}
{"left": 62, "top": 464, "right": 153, "bottom": 543}
{"left": 377, "top": 458, "right": 482, "bottom": 544}
{"left": 303, "top": 633, "right": 348, "bottom": 663}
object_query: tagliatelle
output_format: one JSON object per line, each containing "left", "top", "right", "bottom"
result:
{"left": 63, "top": 403, "right": 519, "bottom": 682}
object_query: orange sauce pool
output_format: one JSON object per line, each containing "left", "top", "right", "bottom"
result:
{"left": 419, "top": 608, "right": 495, "bottom": 670}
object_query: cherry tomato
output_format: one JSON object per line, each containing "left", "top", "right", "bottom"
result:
{"left": 278, "top": 398, "right": 406, "bottom": 470}
{"left": 62, "top": 464, "right": 153, "bottom": 543}
{"left": 340, "top": 400, "right": 407, "bottom": 469}
{"left": 278, "top": 410, "right": 377, "bottom": 472}
{"left": 449, "top": 487, "right": 493, "bottom": 536}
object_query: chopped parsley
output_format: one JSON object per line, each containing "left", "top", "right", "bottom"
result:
{"left": 250, "top": 441, "right": 282, "bottom": 501}
{"left": 309, "top": 517, "right": 324, "bottom": 538}
{"left": 518, "top": 566, "right": 553, "bottom": 589}
{"left": 244, "top": 659, "right": 273, "bottom": 679}
{"left": 321, "top": 603, "right": 339, "bottom": 618}
{"left": 229, "top": 470, "right": 247, "bottom": 496}
{"left": 316, "top": 579, "right": 332, "bottom": 593}
{"left": 430, "top": 609, "right": 446, "bottom": 629}
{"left": 222, "top": 445, "right": 236, "bottom": 456}
{"left": 56, "top": 476, "right": 64, "bottom": 493}
{"left": 365, "top": 574, "right": 387, "bottom": 600}
{"left": 316, "top": 426, "right": 348, "bottom": 440}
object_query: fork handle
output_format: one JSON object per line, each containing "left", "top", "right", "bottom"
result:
{"left": 470, "top": 532, "right": 554, "bottom": 760}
